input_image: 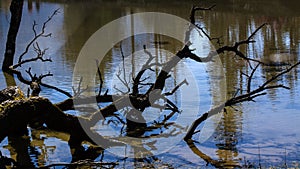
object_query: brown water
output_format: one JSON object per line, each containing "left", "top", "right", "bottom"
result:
{"left": 0, "top": 0, "right": 300, "bottom": 168}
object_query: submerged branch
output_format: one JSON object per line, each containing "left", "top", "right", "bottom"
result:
{"left": 185, "top": 61, "right": 300, "bottom": 140}
{"left": 0, "top": 95, "right": 123, "bottom": 148}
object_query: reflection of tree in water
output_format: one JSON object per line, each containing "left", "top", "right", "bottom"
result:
{"left": 6, "top": 136, "right": 35, "bottom": 168}
{"left": 27, "top": 0, "right": 40, "bottom": 13}
{"left": 213, "top": 108, "right": 243, "bottom": 166}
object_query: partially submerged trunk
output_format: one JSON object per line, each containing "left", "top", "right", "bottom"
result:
{"left": 2, "top": 0, "right": 24, "bottom": 72}
{"left": 0, "top": 86, "right": 123, "bottom": 148}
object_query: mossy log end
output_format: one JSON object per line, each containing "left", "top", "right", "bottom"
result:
{"left": 0, "top": 86, "right": 25, "bottom": 103}
{"left": 0, "top": 86, "right": 123, "bottom": 148}
{"left": 0, "top": 97, "right": 47, "bottom": 140}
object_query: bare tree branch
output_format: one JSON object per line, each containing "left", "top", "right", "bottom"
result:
{"left": 96, "top": 60, "right": 104, "bottom": 96}
{"left": 12, "top": 45, "right": 52, "bottom": 69}
{"left": 18, "top": 9, "right": 59, "bottom": 63}
{"left": 165, "top": 79, "right": 189, "bottom": 96}
{"left": 40, "top": 82, "right": 72, "bottom": 97}
{"left": 185, "top": 61, "right": 300, "bottom": 140}
{"left": 189, "top": 8, "right": 267, "bottom": 66}
{"left": 132, "top": 45, "right": 156, "bottom": 95}
{"left": 247, "top": 63, "right": 260, "bottom": 93}
{"left": 190, "top": 4, "right": 216, "bottom": 24}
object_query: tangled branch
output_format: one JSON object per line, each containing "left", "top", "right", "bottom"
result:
{"left": 18, "top": 8, "right": 59, "bottom": 63}
{"left": 185, "top": 61, "right": 300, "bottom": 140}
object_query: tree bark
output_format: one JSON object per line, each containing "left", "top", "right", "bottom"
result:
{"left": 2, "top": 0, "right": 24, "bottom": 72}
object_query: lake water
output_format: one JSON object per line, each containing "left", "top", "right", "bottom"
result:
{"left": 0, "top": 0, "right": 300, "bottom": 168}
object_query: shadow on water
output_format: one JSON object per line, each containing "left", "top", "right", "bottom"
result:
{"left": 0, "top": 0, "right": 300, "bottom": 168}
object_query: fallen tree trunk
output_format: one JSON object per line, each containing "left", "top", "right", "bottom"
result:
{"left": 0, "top": 86, "right": 123, "bottom": 148}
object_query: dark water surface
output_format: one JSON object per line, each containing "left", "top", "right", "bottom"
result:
{"left": 0, "top": 0, "right": 300, "bottom": 168}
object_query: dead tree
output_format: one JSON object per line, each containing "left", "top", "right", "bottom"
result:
{"left": 2, "top": 0, "right": 24, "bottom": 72}
{"left": 0, "top": 1, "right": 299, "bottom": 168}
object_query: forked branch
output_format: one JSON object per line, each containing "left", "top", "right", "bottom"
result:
{"left": 190, "top": 4, "right": 216, "bottom": 24}
{"left": 185, "top": 61, "right": 300, "bottom": 140}
{"left": 18, "top": 9, "right": 59, "bottom": 63}
{"left": 13, "top": 42, "right": 52, "bottom": 69}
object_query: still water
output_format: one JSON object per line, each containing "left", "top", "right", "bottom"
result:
{"left": 0, "top": 0, "right": 300, "bottom": 168}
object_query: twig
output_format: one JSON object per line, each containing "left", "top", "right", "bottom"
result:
{"left": 261, "top": 61, "right": 300, "bottom": 88}
{"left": 25, "top": 67, "right": 34, "bottom": 79}
{"left": 113, "top": 85, "right": 127, "bottom": 95}
{"left": 120, "top": 42, "right": 129, "bottom": 88}
{"left": 215, "top": 24, "right": 267, "bottom": 65}
{"left": 190, "top": 4, "right": 216, "bottom": 24}
{"left": 18, "top": 9, "right": 59, "bottom": 63}
{"left": 40, "top": 82, "right": 72, "bottom": 97}
{"left": 72, "top": 77, "right": 88, "bottom": 97}
{"left": 115, "top": 69, "right": 130, "bottom": 94}
{"left": 248, "top": 23, "right": 267, "bottom": 41}
{"left": 96, "top": 59, "right": 104, "bottom": 96}
{"left": 38, "top": 72, "right": 53, "bottom": 81}
{"left": 188, "top": 20, "right": 267, "bottom": 65}
{"left": 165, "top": 79, "right": 189, "bottom": 96}
{"left": 113, "top": 42, "right": 131, "bottom": 94}
{"left": 247, "top": 63, "right": 260, "bottom": 93}
{"left": 12, "top": 43, "right": 52, "bottom": 69}
{"left": 132, "top": 45, "right": 156, "bottom": 95}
